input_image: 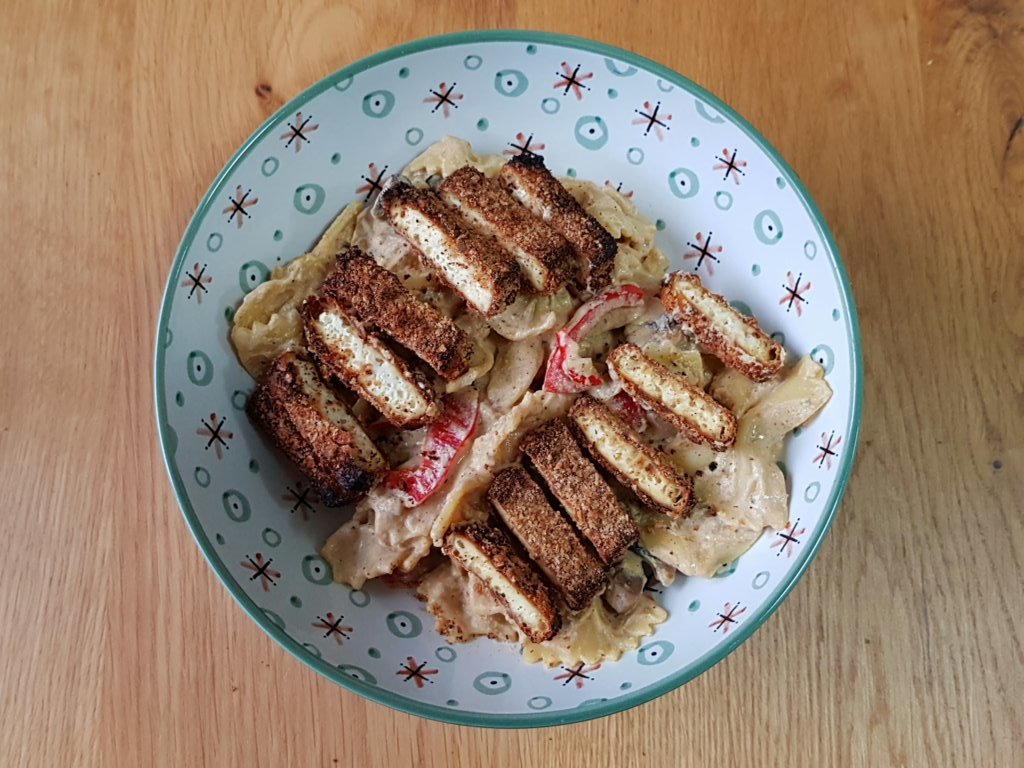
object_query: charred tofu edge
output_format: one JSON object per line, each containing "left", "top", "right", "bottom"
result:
{"left": 246, "top": 352, "right": 384, "bottom": 505}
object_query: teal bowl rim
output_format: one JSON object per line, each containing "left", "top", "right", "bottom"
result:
{"left": 154, "top": 29, "right": 863, "bottom": 729}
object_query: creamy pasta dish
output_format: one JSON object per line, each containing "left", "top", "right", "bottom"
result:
{"left": 230, "top": 137, "right": 832, "bottom": 667}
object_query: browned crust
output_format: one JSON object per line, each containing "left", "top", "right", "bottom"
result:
{"left": 486, "top": 467, "right": 606, "bottom": 610}
{"left": 661, "top": 272, "right": 784, "bottom": 382}
{"left": 323, "top": 248, "right": 473, "bottom": 380}
{"left": 300, "top": 293, "right": 439, "bottom": 428}
{"left": 442, "top": 521, "right": 561, "bottom": 643}
{"left": 246, "top": 353, "right": 381, "bottom": 506}
{"left": 499, "top": 154, "right": 616, "bottom": 290}
{"left": 379, "top": 182, "right": 520, "bottom": 316}
{"left": 568, "top": 395, "right": 693, "bottom": 518}
{"left": 609, "top": 343, "right": 738, "bottom": 451}
{"left": 520, "top": 419, "right": 638, "bottom": 564}
{"left": 439, "top": 166, "right": 575, "bottom": 294}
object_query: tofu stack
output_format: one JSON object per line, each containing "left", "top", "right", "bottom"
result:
{"left": 442, "top": 414, "right": 649, "bottom": 642}
{"left": 382, "top": 154, "right": 618, "bottom": 311}
{"left": 662, "top": 272, "right": 784, "bottom": 381}
{"left": 438, "top": 166, "right": 575, "bottom": 295}
{"left": 500, "top": 153, "right": 617, "bottom": 291}
{"left": 323, "top": 248, "right": 474, "bottom": 382}
{"left": 569, "top": 395, "right": 693, "bottom": 518}
{"left": 487, "top": 467, "right": 608, "bottom": 612}
{"left": 519, "top": 419, "right": 638, "bottom": 565}
{"left": 246, "top": 352, "right": 387, "bottom": 506}
{"left": 249, "top": 246, "right": 482, "bottom": 504}
{"left": 380, "top": 183, "right": 521, "bottom": 317}
{"left": 609, "top": 343, "right": 737, "bottom": 451}
{"left": 443, "top": 521, "right": 561, "bottom": 643}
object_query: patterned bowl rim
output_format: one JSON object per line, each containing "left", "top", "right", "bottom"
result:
{"left": 154, "top": 29, "right": 863, "bottom": 728}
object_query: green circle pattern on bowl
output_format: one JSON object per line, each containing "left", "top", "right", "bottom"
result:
{"left": 155, "top": 31, "right": 863, "bottom": 728}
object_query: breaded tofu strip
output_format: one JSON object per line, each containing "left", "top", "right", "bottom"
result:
{"left": 520, "top": 419, "right": 638, "bottom": 564}
{"left": 323, "top": 248, "right": 473, "bottom": 380}
{"left": 569, "top": 395, "right": 693, "bottom": 518}
{"left": 247, "top": 352, "right": 386, "bottom": 506}
{"left": 609, "top": 343, "right": 737, "bottom": 451}
{"left": 661, "top": 272, "right": 784, "bottom": 382}
{"left": 301, "top": 294, "right": 439, "bottom": 428}
{"left": 439, "top": 166, "right": 574, "bottom": 295}
{"left": 380, "top": 183, "right": 519, "bottom": 316}
{"left": 443, "top": 521, "right": 561, "bottom": 643}
{"left": 499, "top": 153, "right": 617, "bottom": 290}
{"left": 487, "top": 467, "right": 607, "bottom": 610}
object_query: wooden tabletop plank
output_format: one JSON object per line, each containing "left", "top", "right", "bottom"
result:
{"left": 1, "top": 0, "right": 1021, "bottom": 765}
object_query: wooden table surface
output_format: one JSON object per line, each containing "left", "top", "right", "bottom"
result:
{"left": 2, "top": 1, "right": 1021, "bottom": 765}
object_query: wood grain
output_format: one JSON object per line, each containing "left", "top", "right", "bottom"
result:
{"left": 1, "top": 0, "right": 1021, "bottom": 765}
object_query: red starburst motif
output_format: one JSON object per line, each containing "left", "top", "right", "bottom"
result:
{"left": 279, "top": 111, "right": 319, "bottom": 153}
{"left": 553, "top": 61, "right": 593, "bottom": 100}
{"left": 424, "top": 82, "right": 463, "bottom": 117}
{"left": 713, "top": 148, "right": 748, "bottom": 185}
{"left": 180, "top": 261, "right": 213, "bottom": 303}
{"left": 241, "top": 553, "right": 280, "bottom": 592}
{"left": 355, "top": 162, "right": 389, "bottom": 202}
{"left": 632, "top": 100, "right": 672, "bottom": 140}
{"left": 504, "top": 132, "right": 546, "bottom": 157}
{"left": 222, "top": 185, "right": 258, "bottom": 228}
{"left": 813, "top": 430, "right": 842, "bottom": 469}
{"left": 709, "top": 602, "right": 747, "bottom": 634}
{"left": 771, "top": 518, "right": 807, "bottom": 558}
{"left": 396, "top": 656, "right": 438, "bottom": 688}
{"left": 604, "top": 180, "right": 634, "bottom": 199}
{"left": 196, "top": 412, "right": 233, "bottom": 459}
{"left": 684, "top": 231, "right": 724, "bottom": 275}
{"left": 779, "top": 271, "right": 812, "bottom": 316}
{"left": 312, "top": 612, "right": 352, "bottom": 644}
{"left": 554, "top": 662, "right": 601, "bottom": 688}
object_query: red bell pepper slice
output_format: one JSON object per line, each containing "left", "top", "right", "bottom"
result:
{"left": 543, "top": 284, "right": 646, "bottom": 394}
{"left": 606, "top": 390, "right": 647, "bottom": 432}
{"left": 385, "top": 390, "right": 480, "bottom": 507}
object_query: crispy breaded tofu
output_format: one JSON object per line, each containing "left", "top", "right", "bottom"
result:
{"left": 609, "top": 343, "right": 737, "bottom": 451}
{"left": 569, "top": 395, "right": 693, "bottom": 518}
{"left": 443, "top": 521, "right": 561, "bottom": 643}
{"left": 247, "top": 352, "right": 386, "bottom": 506}
{"left": 301, "top": 294, "right": 439, "bottom": 428}
{"left": 439, "top": 166, "right": 574, "bottom": 295}
{"left": 661, "top": 272, "right": 784, "bottom": 382}
{"left": 499, "top": 154, "right": 617, "bottom": 290}
{"left": 487, "top": 467, "right": 606, "bottom": 610}
{"left": 322, "top": 248, "right": 473, "bottom": 380}
{"left": 380, "top": 183, "right": 520, "bottom": 316}
{"left": 520, "top": 419, "right": 638, "bottom": 564}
